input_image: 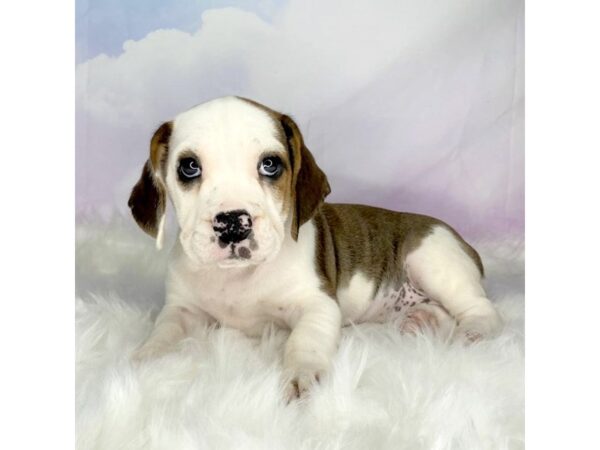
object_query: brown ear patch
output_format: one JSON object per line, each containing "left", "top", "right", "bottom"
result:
{"left": 128, "top": 160, "right": 166, "bottom": 238}
{"left": 150, "top": 121, "right": 173, "bottom": 178}
{"left": 281, "top": 115, "right": 331, "bottom": 240}
{"left": 128, "top": 122, "right": 172, "bottom": 237}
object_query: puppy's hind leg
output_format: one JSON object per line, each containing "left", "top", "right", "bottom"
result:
{"left": 404, "top": 225, "right": 503, "bottom": 342}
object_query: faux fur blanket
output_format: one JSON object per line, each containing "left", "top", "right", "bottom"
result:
{"left": 75, "top": 220, "right": 524, "bottom": 450}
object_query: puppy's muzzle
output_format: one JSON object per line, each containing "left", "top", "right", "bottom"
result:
{"left": 213, "top": 210, "right": 253, "bottom": 245}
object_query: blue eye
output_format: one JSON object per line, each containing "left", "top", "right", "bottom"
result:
{"left": 258, "top": 156, "right": 282, "bottom": 178}
{"left": 178, "top": 157, "right": 201, "bottom": 180}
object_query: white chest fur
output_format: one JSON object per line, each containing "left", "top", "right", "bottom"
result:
{"left": 165, "top": 221, "right": 324, "bottom": 336}
{"left": 190, "top": 266, "right": 288, "bottom": 334}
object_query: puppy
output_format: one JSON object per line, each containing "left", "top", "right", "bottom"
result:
{"left": 128, "top": 96, "right": 502, "bottom": 398}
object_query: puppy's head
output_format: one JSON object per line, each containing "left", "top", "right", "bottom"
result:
{"left": 128, "top": 96, "right": 330, "bottom": 268}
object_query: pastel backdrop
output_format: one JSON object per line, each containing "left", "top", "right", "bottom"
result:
{"left": 76, "top": 0, "right": 524, "bottom": 241}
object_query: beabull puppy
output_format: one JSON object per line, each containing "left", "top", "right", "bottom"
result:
{"left": 128, "top": 96, "right": 502, "bottom": 398}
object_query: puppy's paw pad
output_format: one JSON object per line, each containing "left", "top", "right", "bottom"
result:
{"left": 454, "top": 322, "right": 494, "bottom": 344}
{"left": 454, "top": 313, "right": 503, "bottom": 344}
{"left": 284, "top": 371, "right": 321, "bottom": 402}
{"left": 456, "top": 328, "right": 484, "bottom": 344}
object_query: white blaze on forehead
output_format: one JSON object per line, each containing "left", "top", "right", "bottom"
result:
{"left": 169, "top": 96, "right": 284, "bottom": 157}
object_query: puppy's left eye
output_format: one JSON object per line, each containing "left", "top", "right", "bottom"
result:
{"left": 258, "top": 156, "right": 282, "bottom": 178}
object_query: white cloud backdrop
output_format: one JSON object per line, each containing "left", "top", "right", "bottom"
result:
{"left": 76, "top": 0, "right": 523, "bottom": 238}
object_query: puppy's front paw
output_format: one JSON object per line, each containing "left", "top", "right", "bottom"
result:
{"left": 284, "top": 370, "right": 321, "bottom": 402}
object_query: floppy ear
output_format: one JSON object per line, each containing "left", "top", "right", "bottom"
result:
{"left": 280, "top": 115, "right": 331, "bottom": 241}
{"left": 128, "top": 122, "right": 172, "bottom": 249}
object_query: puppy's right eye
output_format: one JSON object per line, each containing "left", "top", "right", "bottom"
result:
{"left": 178, "top": 157, "right": 201, "bottom": 181}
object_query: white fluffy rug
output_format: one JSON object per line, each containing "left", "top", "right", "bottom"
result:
{"left": 76, "top": 218, "right": 524, "bottom": 450}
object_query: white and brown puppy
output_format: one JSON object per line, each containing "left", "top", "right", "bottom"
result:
{"left": 129, "top": 96, "right": 502, "bottom": 398}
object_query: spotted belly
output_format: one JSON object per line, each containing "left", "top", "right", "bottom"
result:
{"left": 357, "top": 281, "right": 433, "bottom": 323}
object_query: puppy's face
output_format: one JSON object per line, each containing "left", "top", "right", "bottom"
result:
{"left": 128, "top": 97, "right": 330, "bottom": 268}
{"left": 168, "top": 99, "right": 293, "bottom": 268}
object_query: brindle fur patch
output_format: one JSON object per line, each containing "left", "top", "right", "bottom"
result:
{"left": 312, "top": 204, "right": 484, "bottom": 299}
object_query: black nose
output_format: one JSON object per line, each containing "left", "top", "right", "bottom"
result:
{"left": 213, "top": 210, "right": 253, "bottom": 244}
